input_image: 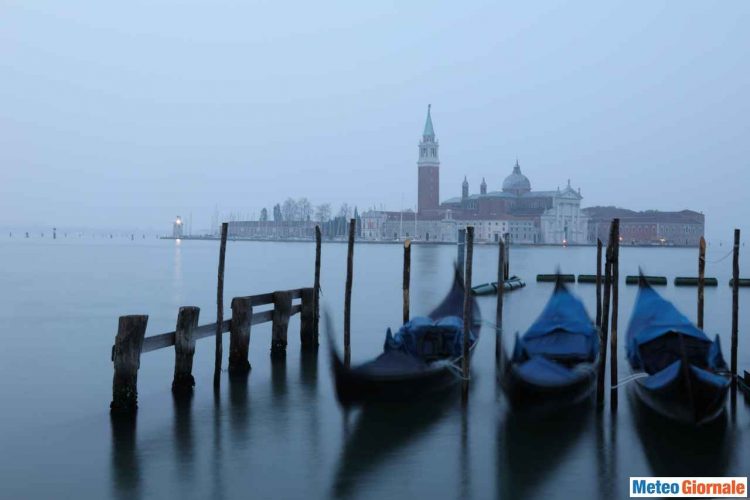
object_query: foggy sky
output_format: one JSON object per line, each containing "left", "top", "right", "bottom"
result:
{"left": 1, "top": 1, "right": 748, "bottom": 240}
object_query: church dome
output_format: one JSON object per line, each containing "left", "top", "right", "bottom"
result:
{"left": 502, "top": 160, "right": 531, "bottom": 194}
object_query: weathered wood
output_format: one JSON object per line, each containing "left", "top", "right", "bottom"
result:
{"left": 111, "top": 315, "right": 149, "bottom": 413}
{"left": 595, "top": 239, "right": 604, "bottom": 407}
{"left": 172, "top": 306, "right": 200, "bottom": 393}
{"left": 697, "top": 237, "right": 706, "bottom": 330}
{"left": 597, "top": 232, "right": 614, "bottom": 410}
{"left": 300, "top": 287, "right": 316, "bottom": 349}
{"left": 271, "top": 290, "right": 293, "bottom": 356}
{"left": 731, "top": 229, "right": 740, "bottom": 384}
{"left": 596, "top": 239, "right": 603, "bottom": 330}
{"left": 462, "top": 226, "right": 474, "bottom": 378}
{"left": 457, "top": 228, "right": 466, "bottom": 279}
{"left": 495, "top": 236, "right": 505, "bottom": 368}
{"left": 228, "top": 296, "right": 253, "bottom": 374}
{"left": 214, "top": 222, "right": 228, "bottom": 389}
{"left": 610, "top": 218, "right": 620, "bottom": 412}
{"left": 313, "top": 225, "right": 322, "bottom": 345}
{"left": 344, "top": 218, "right": 355, "bottom": 367}
{"left": 504, "top": 232, "right": 510, "bottom": 280}
{"left": 403, "top": 239, "right": 411, "bottom": 324}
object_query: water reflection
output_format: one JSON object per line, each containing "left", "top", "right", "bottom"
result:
{"left": 110, "top": 414, "right": 140, "bottom": 500}
{"left": 628, "top": 390, "right": 731, "bottom": 477}
{"left": 496, "top": 402, "right": 592, "bottom": 500}
{"left": 332, "top": 387, "right": 458, "bottom": 499}
{"left": 173, "top": 392, "right": 194, "bottom": 468}
{"left": 229, "top": 371, "right": 250, "bottom": 441}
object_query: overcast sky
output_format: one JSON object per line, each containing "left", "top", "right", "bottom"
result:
{"left": 1, "top": 1, "right": 748, "bottom": 239}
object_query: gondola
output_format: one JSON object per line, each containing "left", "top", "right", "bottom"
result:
{"left": 626, "top": 278, "right": 730, "bottom": 425}
{"left": 471, "top": 276, "right": 525, "bottom": 296}
{"left": 500, "top": 278, "right": 600, "bottom": 412}
{"left": 329, "top": 268, "right": 481, "bottom": 406}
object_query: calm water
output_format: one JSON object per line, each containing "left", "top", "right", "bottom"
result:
{"left": 0, "top": 237, "right": 748, "bottom": 500}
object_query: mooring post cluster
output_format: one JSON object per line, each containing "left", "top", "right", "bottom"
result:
{"left": 110, "top": 223, "right": 321, "bottom": 414}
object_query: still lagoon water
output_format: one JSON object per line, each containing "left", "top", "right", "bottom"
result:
{"left": 0, "top": 237, "right": 748, "bottom": 499}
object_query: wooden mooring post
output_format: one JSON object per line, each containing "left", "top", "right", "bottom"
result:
{"left": 697, "top": 236, "right": 706, "bottom": 330}
{"left": 214, "top": 222, "right": 228, "bottom": 389}
{"left": 596, "top": 227, "right": 614, "bottom": 410}
{"left": 312, "top": 225, "right": 322, "bottom": 346}
{"left": 299, "top": 287, "right": 316, "bottom": 349}
{"left": 271, "top": 291, "right": 292, "bottom": 356}
{"left": 462, "top": 226, "right": 474, "bottom": 378}
{"left": 609, "top": 218, "right": 620, "bottom": 412}
{"left": 504, "top": 232, "right": 510, "bottom": 280}
{"left": 403, "top": 239, "right": 411, "bottom": 324}
{"left": 457, "top": 228, "right": 466, "bottom": 279}
{"left": 172, "top": 306, "right": 200, "bottom": 393}
{"left": 344, "top": 218, "right": 355, "bottom": 367}
{"left": 495, "top": 235, "right": 505, "bottom": 368}
{"left": 111, "top": 315, "right": 149, "bottom": 413}
{"left": 595, "top": 239, "right": 602, "bottom": 330}
{"left": 228, "top": 297, "right": 252, "bottom": 373}
{"left": 731, "top": 229, "right": 740, "bottom": 385}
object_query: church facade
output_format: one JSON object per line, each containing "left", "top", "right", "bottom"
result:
{"left": 361, "top": 106, "right": 589, "bottom": 244}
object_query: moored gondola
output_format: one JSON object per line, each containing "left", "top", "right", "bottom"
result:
{"left": 500, "top": 278, "right": 600, "bottom": 412}
{"left": 626, "top": 278, "right": 730, "bottom": 425}
{"left": 329, "top": 268, "right": 481, "bottom": 406}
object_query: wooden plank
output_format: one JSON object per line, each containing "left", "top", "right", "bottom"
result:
{"left": 142, "top": 331, "right": 176, "bottom": 353}
{"left": 141, "top": 300, "right": 304, "bottom": 354}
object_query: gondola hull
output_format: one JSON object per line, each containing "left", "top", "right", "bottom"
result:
{"left": 501, "top": 361, "right": 598, "bottom": 413}
{"left": 332, "top": 355, "right": 463, "bottom": 405}
{"left": 328, "top": 267, "right": 480, "bottom": 407}
{"left": 630, "top": 362, "right": 730, "bottom": 425}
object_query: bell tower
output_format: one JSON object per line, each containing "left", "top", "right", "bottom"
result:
{"left": 417, "top": 105, "right": 440, "bottom": 214}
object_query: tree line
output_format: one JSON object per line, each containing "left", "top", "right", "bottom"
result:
{"left": 259, "top": 198, "right": 361, "bottom": 238}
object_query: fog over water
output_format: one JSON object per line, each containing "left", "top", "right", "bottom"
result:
{"left": 0, "top": 239, "right": 748, "bottom": 499}
{"left": 1, "top": 1, "right": 749, "bottom": 240}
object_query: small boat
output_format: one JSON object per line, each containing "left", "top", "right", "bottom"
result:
{"left": 471, "top": 276, "right": 525, "bottom": 296}
{"left": 626, "top": 278, "right": 730, "bottom": 425}
{"left": 329, "top": 268, "right": 481, "bottom": 406}
{"left": 500, "top": 278, "right": 600, "bottom": 412}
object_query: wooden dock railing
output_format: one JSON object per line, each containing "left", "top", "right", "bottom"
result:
{"left": 110, "top": 286, "right": 317, "bottom": 413}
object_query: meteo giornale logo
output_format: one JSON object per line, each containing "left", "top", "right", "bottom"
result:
{"left": 630, "top": 477, "right": 747, "bottom": 498}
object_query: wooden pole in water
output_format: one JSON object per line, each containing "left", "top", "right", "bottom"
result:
{"left": 610, "top": 218, "right": 620, "bottom": 411}
{"left": 462, "top": 226, "right": 474, "bottom": 378}
{"left": 596, "top": 239, "right": 602, "bottom": 330}
{"left": 313, "top": 225, "right": 322, "bottom": 345}
{"left": 597, "top": 230, "right": 614, "bottom": 409}
{"left": 214, "top": 222, "right": 228, "bottom": 389}
{"left": 344, "top": 218, "right": 355, "bottom": 367}
{"left": 697, "top": 236, "right": 706, "bottom": 330}
{"left": 457, "top": 228, "right": 466, "bottom": 279}
{"left": 111, "top": 315, "right": 148, "bottom": 413}
{"left": 173, "top": 306, "right": 200, "bottom": 393}
{"left": 495, "top": 236, "right": 505, "bottom": 367}
{"left": 403, "top": 239, "right": 411, "bottom": 324}
{"left": 731, "top": 229, "right": 740, "bottom": 384}
{"left": 505, "top": 233, "right": 511, "bottom": 280}
{"left": 594, "top": 238, "right": 604, "bottom": 407}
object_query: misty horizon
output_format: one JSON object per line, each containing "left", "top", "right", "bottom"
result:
{"left": 2, "top": 1, "right": 748, "bottom": 241}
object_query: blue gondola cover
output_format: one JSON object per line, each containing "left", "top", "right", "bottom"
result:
{"left": 626, "top": 285, "right": 721, "bottom": 370}
{"left": 513, "top": 285, "right": 598, "bottom": 363}
{"left": 384, "top": 316, "right": 473, "bottom": 359}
